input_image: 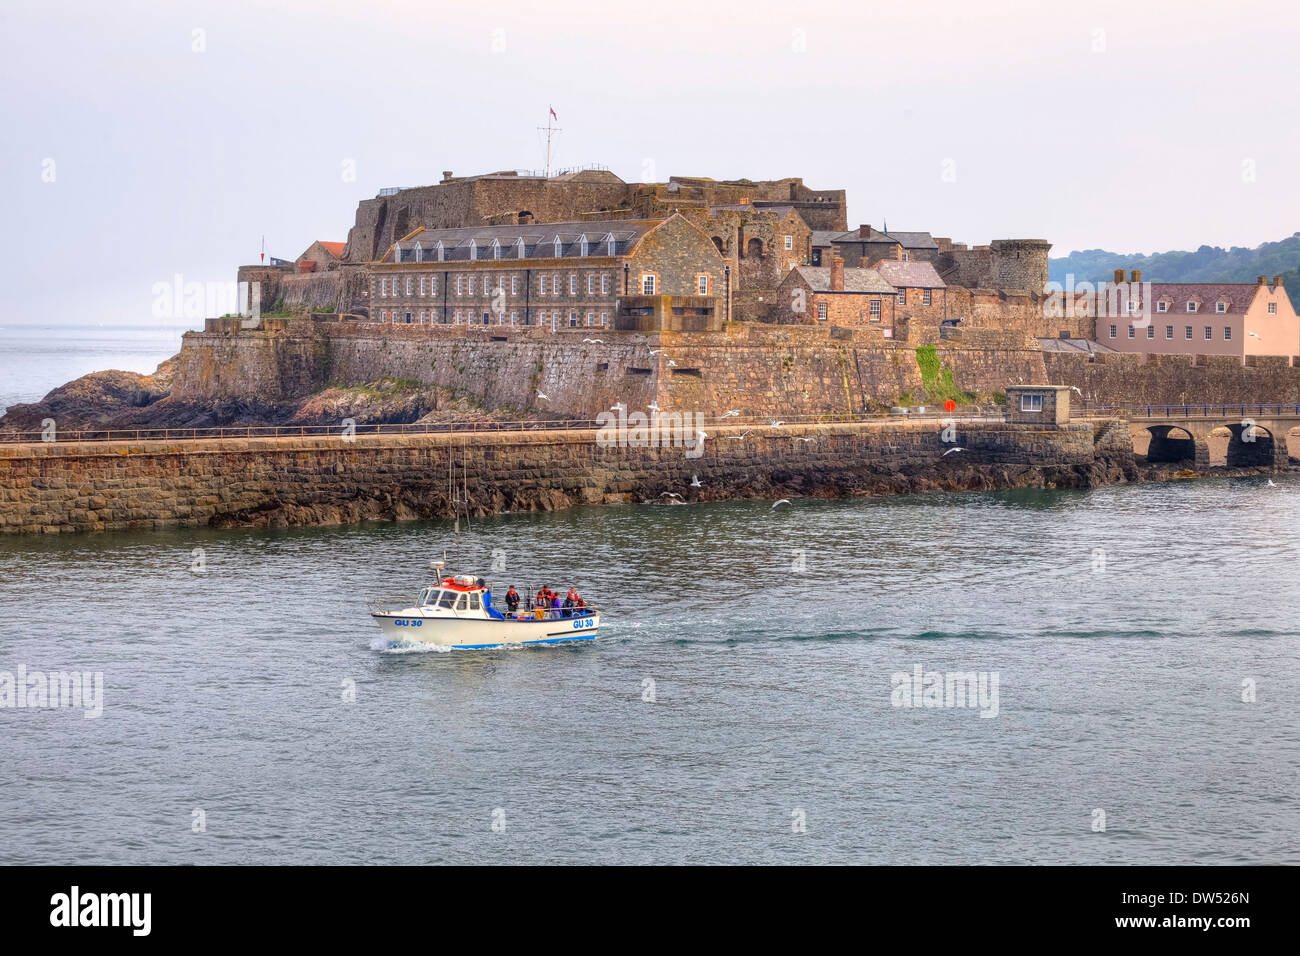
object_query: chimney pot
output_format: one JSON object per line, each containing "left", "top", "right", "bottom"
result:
{"left": 1113, "top": 269, "right": 1125, "bottom": 284}
{"left": 859, "top": 224, "right": 871, "bottom": 239}
{"left": 1273, "top": 275, "right": 1283, "bottom": 288}
{"left": 1258, "top": 275, "right": 1267, "bottom": 285}
{"left": 829, "top": 255, "right": 845, "bottom": 292}
{"left": 442, "top": 170, "right": 454, "bottom": 180}
{"left": 1130, "top": 270, "right": 1141, "bottom": 282}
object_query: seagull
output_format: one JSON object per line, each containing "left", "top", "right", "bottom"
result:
{"left": 649, "top": 349, "right": 662, "bottom": 356}
{"left": 660, "top": 491, "right": 682, "bottom": 499}
{"left": 768, "top": 419, "right": 785, "bottom": 428}
{"left": 583, "top": 338, "right": 603, "bottom": 343}
{"left": 690, "top": 474, "right": 703, "bottom": 488}
{"left": 719, "top": 410, "right": 740, "bottom": 418}
{"left": 648, "top": 401, "right": 660, "bottom": 412}
{"left": 1267, "top": 479, "right": 1277, "bottom": 487}
{"left": 942, "top": 447, "right": 966, "bottom": 456}
{"left": 667, "top": 360, "right": 677, "bottom": 367}
{"left": 611, "top": 402, "right": 626, "bottom": 413}
{"left": 726, "top": 431, "right": 751, "bottom": 440}
{"left": 796, "top": 437, "right": 816, "bottom": 443}
{"left": 537, "top": 391, "right": 549, "bottom": 400}
{"left": 1247, "top": 331, "right": 1261, "bottom": 339}
{"left": 1069, "top": 386, "right": 1083, "bottom": 395}
{"left": 771, "top": 499, "right": 791, "bottom": 509}
{"left": 695, "top": 430, "right": 708, "bottom": 442}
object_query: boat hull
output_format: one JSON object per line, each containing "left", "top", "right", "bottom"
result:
{"left": 372, "top": 610, "right": 601, "bottom": 649}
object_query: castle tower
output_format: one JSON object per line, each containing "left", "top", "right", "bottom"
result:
{"left": 989, "top": 239, "right": 1051, "bottom": 294}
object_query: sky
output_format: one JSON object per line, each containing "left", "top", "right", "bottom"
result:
{"left": 2, "top": 0, "right": 1298, "bottom": 326}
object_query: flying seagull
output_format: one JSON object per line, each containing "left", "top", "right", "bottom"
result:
{"left": 660, "top": 491, "right": 682, "bottom": 499}
{"left": 583, "top": 338, "right": 603, "bottom": 343}
{"left": 1267, "top": 479, "right": 1277, "bottom": 487}
{"left": 942, "top": 447, "right": 966, "bottom": 456}
{"left": 537, "top": 391, "right": 549, "bottom": 400}
{"left": 690, "top": 474, "right": 703, "bottom": 488}
{"left": 667, "top": 360, "right": 677, "bottom": 367}
{"left": 719, "top": 410, "right": 740, "bottom": 418}
{"left": 769, "top": 419, "right": 785, "bottom": 427}
{"left": 648, "top": 349, "right": 663, "bottom": 356}
{"left": 796, "top": 437, "right": 816, "bottom": 443}
{"left": 726, "top": 431, "right": 751, "bottom": 440}
{"left": 1247, "top": 331, "right": 1261, "bottom": 339}
{"left": 1069, "top": 386, "right": 1083, "bottom": 395}
{"left": 648, "top": 401, "right": 660, "bottom": 412}
{"left": 771, "top": 499, "right": 791, "bottom": 509}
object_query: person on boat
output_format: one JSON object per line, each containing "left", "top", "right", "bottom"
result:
{"left": 505, "top": 586, "right": 520, "bottom": 615}
{"left": 551, "top": 592, "right": 562, "bottom": 617}
{"left": 535, "top": 587, "right": 548, "bottom": 609}
{"left": 562, "top": 592, "right": 574, "bottom": 618}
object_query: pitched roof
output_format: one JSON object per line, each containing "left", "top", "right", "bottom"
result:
{"left": 809, "top": 230, "right": 841, "bottom": 248}
{"left": 317, "top": 241, "right": 346, "bottom": 257}
{"left": 874, "top": 260, "right": 946, "bottom": 289}
{"left": 384, "top": 219, "right": 664, "bottom": 263}
{"left": 793, "top": 266, "right": 896, "bottom": 294}
{"left": 826, "top": 228, "right": 938, "bottom": 250}
{"left": 1145, "top": 282, "right": 1260, "bottom": 314}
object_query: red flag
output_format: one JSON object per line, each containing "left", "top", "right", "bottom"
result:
{"left": 549, "top": 106, "right": 557, "bottom": 120}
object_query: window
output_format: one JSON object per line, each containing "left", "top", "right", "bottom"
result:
{"left": 817, "top": 302, "right": 828, "bottom": 321}
{"left": 468, "top": 239, "right": 477, "bottom": 261}
{"left": 492, "top": 239, "right": 501, "bottom": 260}
{"left": 1128, "top": 325, "right": 1135, "bottom": 339}
{"left": 1186, "top": 301, "right": 1198, "bottom": 313}
{"left": 483, "top": 311, "right": 491, "bottom": 324}
{"left": 1126, "top": 299, "right": 1139, "bottom": 314}
{"left": 380, "top": 277, "right": 388, "bottom": 297}
{"left": 1268, "top": 302, "right": 1278, "bottom": 314}
{"left": 1146, "top": 325, "right": 1154, "bottom": 339}
{"left": 419, "top": 276, "right": 425, "bottom": 296}
{"left": 1108, "top": 324, "right": 1117, "bottom": 338}
{"left": 469, "top": 593, "right": 481, "bottom": 610}
{"left": 869, "top": 300, "right": 881, "bottom": 320}
{"left": 1184, "top": 326, "right": 1192, "bottom": 339}
{"left": 580, "top": 237, "right": 589, "bottom": 256}
{"left": 454, "top": 310, "right": 461, "bottom": 323}
{"left": 697, "top": 275, "right": 708, "bottom": 295}
{"left": 539, "top": 275, "right": 548, "bottom": 295}
{"left": 509, "top": 311, "right": 517, "bottom": 324}
{"left": 1020, "top": 394, "right": 1043, "bottom": 412}
{"left": 902, "top": 252, "right": 909, "bottom": 262}
{"left": 1215, "top": 301, "right": 1227, "bottom": 313}
{"left": 922, "top": 288, "right": 932, "bottom": 306}
{"left": 587, "top": 274, "right": 594, "bottom": 294}
{"left": 642, "top": 274, "right": 656, "bottom": 295}
{"left": 454, "top": 594, "right": 468, "bottom": 611}
{"left": 552, "top": 273, "right": 560, "bottom": 294}
{"left": 1157, "top": 301, "right": 1168, "bottom": 313}
{"left": 586, "top": 311, "right": 594, "bottom": 326}
{"left": 553, "top": 237, "right": 562, "bottom": 257}
{"left": 569, "top": 311, "right": 577, "bottom": 327}
{"left": 405, "top": 311, "right": 411, "bottom": 323}
{"left": 601, "top": 273, "right": 610, "bottom": 294}
{"left": 1204, "top": 326, "right": 1212, "bottom": 340}
{"left": 783, "top": 235, "right": 793, "bottom": 250}
{"left": 516, "top": 238, "right": 526, "bottom": 259}
{"left": 1224, "top": 327, "right": 1231, "bottom": 340}
{"left": 430, "top": 276, "right": 437, "bottom": 295}
{"left": 1165, "top": 326, "right": 1173, "bottom": 339}
{"left": 600, "top": 312, "right": 608, "bottom": 326}
{"left": 511, "top": 276, "right": 518, "bottom": 295}
{"left": 897, "top": 290, "right": 906, "bottom": 305}
{"left": 569, "top": 273, "right": 577, "bottom": 295}
{"left": 456, "top": 275, "right": 463, "bottom": 296}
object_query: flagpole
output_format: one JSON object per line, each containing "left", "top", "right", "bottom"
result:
{"left": 539, "top": 108, "right": 561, "bottom": 178}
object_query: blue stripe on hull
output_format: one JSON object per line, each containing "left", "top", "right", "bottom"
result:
{"left": 450, "top": 631, "right": 599, "bottom": 649}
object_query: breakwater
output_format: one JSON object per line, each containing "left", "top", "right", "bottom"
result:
{"left": 0, "top": 418, "right": 1133, "bottom": 534}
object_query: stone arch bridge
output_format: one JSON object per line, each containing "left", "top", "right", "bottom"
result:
{"left": 1097, "top": 404, "right": 1300, "bottom": 470}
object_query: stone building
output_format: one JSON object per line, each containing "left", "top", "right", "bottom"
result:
{"left": 364, "top": 213, "right": 724, "bottom": 329}
{"left": 772, "top": 256, "right": 899, "bottom": 331}
{"left": 295, "top": 240, "right": 346, "bottom": 273}
{"left": 811, "top": 225, "right": 940, "bottom": 267}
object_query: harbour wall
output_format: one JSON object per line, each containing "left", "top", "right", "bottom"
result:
{"left": 0, "top": 419, "right": 1130, "bottom": 535}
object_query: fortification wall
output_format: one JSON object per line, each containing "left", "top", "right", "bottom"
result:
{"left": 0, "top": 418, "right": 1114, "bottom": 535}
{"left": 1043, "top": 351, "right": 1300, "bottom": 406}
{"left": 278, "top": 272, "right": 343, "bottom": 309}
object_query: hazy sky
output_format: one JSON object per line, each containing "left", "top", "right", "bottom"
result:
{"left": 3, "top": 0, "right": 1297, "bottom": 326}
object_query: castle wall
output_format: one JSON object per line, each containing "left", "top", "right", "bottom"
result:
{"left": 1043, "top": 350, "right": 1300, "bottom": 406}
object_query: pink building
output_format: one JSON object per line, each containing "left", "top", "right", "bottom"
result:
{"left": 1101, "top": 274, "right": 1297, "bottom": 358}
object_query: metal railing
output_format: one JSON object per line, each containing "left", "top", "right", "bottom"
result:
{"left": 1092, "top": 403, "right": 1300, "bottom": 419}
{"left": 0, "top": 409, "right": 1005, "bottom": 446}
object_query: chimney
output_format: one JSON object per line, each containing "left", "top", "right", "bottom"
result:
{"left": 442, "top": 170, "right": 454, "bottom": 181}
{"left": 859, "top": 224, "right": 872, "bottom": 239}
{"left": 1130, "top": 269, "right": 1141, "bottom": 283}
{"left": 1258, "top": 275, "right": 1267, "bottom": 285}
{"left": 1113, "top": 269, "right": 1125, "bottom": 284}
{"left": 830, "top": 255, "right": 845, "bottom": 292}
{"left": 1273, "top": 275, "right": 1283, "bottom": 289}
{"left": 892, "top": 244, "right": 903, "bottom": 261}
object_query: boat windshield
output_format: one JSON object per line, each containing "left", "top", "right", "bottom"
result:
{"left": 436, "top": 590, "right": 457, "bottom": 609}
{"left": 417, "top": 588, "right": 433, "bottom": 606}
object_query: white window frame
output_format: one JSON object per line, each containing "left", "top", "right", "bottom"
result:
{"left": 1020, "top": 393, "right": 1044, "bottom": 412}
{"left": 641, "top": 274, "right": 656, "bottom": 295}
{"left": 783, "top": 235, "right": 793, "bottom": 250}
{"left": 1215, "top": 301, "right": 1227, "bottom": 314}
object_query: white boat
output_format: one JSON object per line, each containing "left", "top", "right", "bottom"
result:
{"left": 368, "top": 572, "right": 601, "bottom": 649}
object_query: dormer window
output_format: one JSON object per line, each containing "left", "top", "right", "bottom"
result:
{"left": 516, "top": 237, "right": 526, "bottom": 259}
{"left": 1157, "top": 300, "right": 1168, "bottom": 313}
{"left": 605, "top": 233, "right": 616, "bottom": 256}
{"left": 580, "top": 236, "right": 589, "bottom": 256}
{"left": 1215, "top": 301, "right": 1227, "bottom": 313}
{"left": 492, "top": 238, "right": 501, "bottom": 260}
{"left": 553, "top": 236, "right": 563, "bottom": 257}
{"left": 1186, "top": 300, "right": 1198, "bottom": 313}
{"left": 468, "top": 239, "right": 478, "bottom": 261}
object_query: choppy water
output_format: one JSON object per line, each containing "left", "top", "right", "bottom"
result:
{"left": 0, "top": 324, "right": 185, "bottom": 416}
{"left": 0, "top": 479, "right": 1297, "bottom": 864}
